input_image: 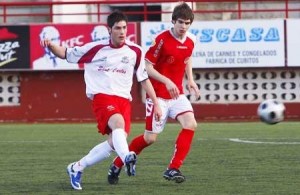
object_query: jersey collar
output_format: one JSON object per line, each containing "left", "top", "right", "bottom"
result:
{"left": 109, "top": 39, "right": 125, "bottom": 48}
{"left": 170, "top": 28, "right": 187, "bottom": 43}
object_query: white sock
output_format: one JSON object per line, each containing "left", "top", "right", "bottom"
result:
{"left": 73, "top": 141, "right": 113, "bottom": 172}
{"left": 112, "top": 128, "right": 129, "bottom": 163}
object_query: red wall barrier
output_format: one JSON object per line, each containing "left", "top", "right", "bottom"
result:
{"left": 0, "top": 71, "right": 145, "bottom": 123}
{"left": 1, "top": 71, "right": 299, "bottom": 123}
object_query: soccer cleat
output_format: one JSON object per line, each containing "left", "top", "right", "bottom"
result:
{"left": 124, "top": 152, "right": 137, "bottom": 176}
{"left": 67, "top": 162, "right": 83, "bottom": 190}
{"left": 107, "top": 164, "right": 121, "bottom": 185}
{"left": 163, "top": 168, "right": 185, "bottom": 183}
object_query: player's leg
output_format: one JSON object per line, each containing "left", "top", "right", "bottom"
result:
{"left": 66, "top": 94, "right": 133, "bottom": 190}
{"left": 67, "top": 140, "right": 114, "bottom": 190}
{"left": 108, "top": 111, "right": 137, "bottom": 177}
{"left": 67, "top": 94, "right": 119, "bottom": 190}
{"left": 108, "top": 131, "right": 160, "bottom": 184}
{"left": 94, "top": 94, "right": 137, "bottom": 177}
{"left": 108, "top": 98, "right": 168, "bottom": 184}
{"left": 108, "top": 114, "right": 131, "bottom": 163}
{"left": 108, "top": 132, "right": 157, "bottom": 184}
{"left": 163, "top": 95, "right": 197, "bottom": 183}
{"left": 106, "top": 102, "right": 136, "bottom": 184}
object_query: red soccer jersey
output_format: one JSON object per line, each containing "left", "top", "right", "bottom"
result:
{"left": 145, "top": 29, "right": 195, "bottom": 99}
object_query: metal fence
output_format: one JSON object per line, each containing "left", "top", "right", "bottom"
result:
{"left": 1, "top": 0, "right": 300, "bottom": 24}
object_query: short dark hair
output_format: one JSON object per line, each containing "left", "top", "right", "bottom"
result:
{"left": 107, "top": 10, "right": 128, "bottom": 28}
{"left": 172, "top": 2, "right": 194, "bottom": 23}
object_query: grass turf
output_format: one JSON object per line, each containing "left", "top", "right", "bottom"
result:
{"left": 0, "top": 122, "right": 299, "bottom": 195}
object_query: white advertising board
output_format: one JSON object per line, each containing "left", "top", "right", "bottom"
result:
{"left": 141, "top": 20, "right": 285, "bottom": 68}
{"left": 286, "top": 19, "right": 300, "bottom": 67}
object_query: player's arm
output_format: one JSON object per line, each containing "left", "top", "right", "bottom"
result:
{"left": 40, "top": 39, "right": 67, "bottom": 59}
{"left": 145, "top": 60, "right": 180, "bottom": 99}
{"left": 140, "top": 79, "right": 162, "bottom": 121}
{"left": 185, "top": 57, "right": 200, "bottom": 99}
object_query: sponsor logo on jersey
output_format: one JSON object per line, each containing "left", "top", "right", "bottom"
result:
{"left": 121, "top": 56, "right": 129, "bottom": 64}
{"left": 107, "top": 105, "right": 115, "bottom": 111}
{"left": 153, "top": 39, "right": 163, "bottom": 58}
{"left": 112, "top": 68, "right": 126, "bottom": 74}
{"left": 177, "top": 45, "right": 188, "bottom": 49}
{"left": 97, "top": 65, "right": 110, "bottom": 72}
{"left": 167, "top": 56, "right": 175, "bottom": 64}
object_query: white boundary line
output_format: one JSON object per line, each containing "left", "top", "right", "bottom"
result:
{"left": 229, "top": 138, "right": 300, "bottom": 145}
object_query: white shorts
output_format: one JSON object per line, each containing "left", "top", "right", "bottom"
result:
{"left": 145, "top": 94, "right": 193, "bottom": 134}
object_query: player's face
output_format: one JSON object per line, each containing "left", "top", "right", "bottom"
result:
{"left": 109, "top": 21, "right": 127, "bottom": 47}
{"left": 173, "top": 18, "right": 191, "bottom": 38}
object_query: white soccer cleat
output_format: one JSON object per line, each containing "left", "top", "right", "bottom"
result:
{"left": 67, "top": 162, "right": 83, "bottom": 190}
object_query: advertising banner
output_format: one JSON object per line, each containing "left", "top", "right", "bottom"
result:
{"left": 141, "top": 20, "right": 285, "bottom": 68}
{"left": 286, "top": 19, "right": 300, "bottom": 67}
{"left": 141, "top": 22, "right": 172, "bottom": 51}
{"left": 0, "top": 26, "right": 30, "bottom": 70}
{"left": 30, "top": 23, "right": 137, "bottom": 70}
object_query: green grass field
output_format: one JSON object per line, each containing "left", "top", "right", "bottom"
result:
{"left": 1, "top": 122, "right": 300, "bottom": 195}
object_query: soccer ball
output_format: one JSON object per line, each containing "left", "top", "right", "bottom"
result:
{"left": 257, "top": 99, "right": 285, "bottom": 124}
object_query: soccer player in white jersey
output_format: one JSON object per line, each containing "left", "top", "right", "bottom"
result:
{"left": 40, "top": 11, "right": 162, "bottom": 190}
{"left": 108, "top": 2, "right": 200, "bottom": 184}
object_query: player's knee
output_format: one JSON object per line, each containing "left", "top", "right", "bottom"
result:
{"left": 108, "top": 114, "right": 125, "bottom": 129}
{"left": 144, "top": 133, "right": 157, "bottom": 144}
{"left": 110, "top": 119, "right": 125, "bottom": 130}
{"left": 182, "top": 119, "right": 197, "bottom": 130}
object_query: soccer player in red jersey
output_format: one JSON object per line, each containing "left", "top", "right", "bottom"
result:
{"left": 40, "top": 11, "right": 162, "bottom": 190}
{"left": 108, "top": 2, "right": 200, "bottom": 184}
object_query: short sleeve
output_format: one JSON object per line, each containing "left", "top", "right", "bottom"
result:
{"left": 135, "top": 47, "right": 149, "bottom": 82}
{"left": 145, "top": 35, "right": 164, "bottom": 65}
{"left": 66, "top": 41, "right": 100, "bottom": 63}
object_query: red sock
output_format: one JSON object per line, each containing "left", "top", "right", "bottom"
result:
{"left": 113, "top": 134, "right": 149, "bottom": 168}
{"left": 169, "top": 129, "right": 195, "bottom": 170}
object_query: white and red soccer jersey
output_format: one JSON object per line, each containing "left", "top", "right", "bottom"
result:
{"left": 145, "top": 29, "right": 196, "bottom": 99}
{"left": 66, "top": 39, "right": 148, "bottom": 100}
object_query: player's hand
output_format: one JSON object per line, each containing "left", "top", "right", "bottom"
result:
{"left": 187, "top": 80, "right": 200, "bottom": 100}
{"left": 165, "top": 79, "right": 180, "bottom": 99}
{"left": 153, "top": 104, "right": 162, "bottom": 122}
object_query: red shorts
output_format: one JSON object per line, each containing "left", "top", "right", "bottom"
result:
{"left": 92, "top": 93, "right": 131, "bottom": 135}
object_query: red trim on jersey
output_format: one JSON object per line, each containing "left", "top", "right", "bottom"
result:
{"left": 127, "top": 44, "right": 142, "bottom": 71}
{"left": 78, "top": 44, "right": 108, "bottom": 63}
{"left": 109, "top": 39, "right": 125, "bottom": 48}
